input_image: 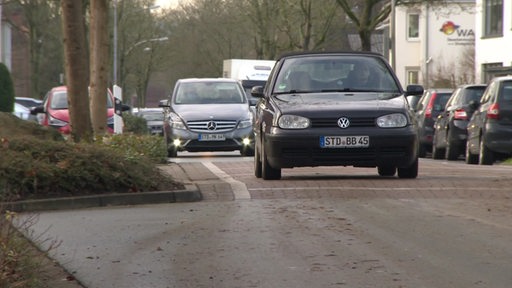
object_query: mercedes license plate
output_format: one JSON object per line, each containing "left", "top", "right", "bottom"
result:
{"left": 199, "top": 134, "right": 226, "bottom": 141}
{"left": 320, "top": 136, "right": 369, "bottom": 148}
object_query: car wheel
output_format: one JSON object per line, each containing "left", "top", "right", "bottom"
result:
{"left": 241, "top": 146, "right": 255, "bottom": 157}
{"left": 431, "top": 135, "right": 445, "bottom": 160}
{"left": 465, "top": 140, "right": 478, "bottom": 164}
{"left": 445, "top": 140, "right": 459, "bottom": 161}
{"left": 261, "top": 136, "right": 281, "bottom": 180}
{"left": 418, "top": 144, "right": 427, "bottom": 158}
{"left": 479, "top": 138, "right": 494, "bottom": 165}
{"left": 254, "top": 139, "right": 262, "bottom": 178}
{"left": 377, "top": 165, "right": 396, "bottom": 177}
{"left": 167, "top": 146, "right": 178, "bottom": 158}
{"left": 397, "top": 158, "right": 418, "bottom": 179}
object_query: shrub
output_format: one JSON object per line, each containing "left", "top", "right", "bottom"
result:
{"left": 123, "top": 112, "right": 148, "bottom": 134}
{"left": 0, "top": 63, "right": 15, "bottom": 113}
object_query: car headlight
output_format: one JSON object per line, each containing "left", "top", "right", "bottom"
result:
{"left": 377, "top": 113, "right": 407, "bottom": 128}
{"left": 237, "top": 119, "right": 252, "bottom": 129}
{"left": 169, "top": 113, "right": 186, "bottom": 130}
{"left": 278, "top": 115, "right": 310, "bottom": 129}
{"left": 48, "top": 115, "right": 67, "bottom": 127}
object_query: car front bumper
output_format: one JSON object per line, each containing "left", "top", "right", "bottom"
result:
{"left": 263, "top": 126, "right": 418, "bottom": 169}
{"left": 167, "top": 127, "right": 254, "bottom": 152}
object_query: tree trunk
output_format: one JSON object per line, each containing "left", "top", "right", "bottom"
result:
{"left": 61, "top": 0, "right": 92, "bottom": 142}
{"left": 89, "top": 0, "right": 110, "bottom": 136}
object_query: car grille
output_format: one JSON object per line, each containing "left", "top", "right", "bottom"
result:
{"left": 187, "top": 120, "right": 238, "bottom": 132}
{"left": 311, "top": 117, "right": 376, "bottom": 128}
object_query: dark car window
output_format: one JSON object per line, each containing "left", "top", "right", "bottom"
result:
{"left": 499, "top": 81, "right": 512, "bottom": 102}
{"left": 272, "top": 55, "right": 400, "bottom": 94}
{"left": 461, "top": 87, "right": 486, "bottom": 103}
{"left": 433, "top": 93, "right": 452, "bottom": 111}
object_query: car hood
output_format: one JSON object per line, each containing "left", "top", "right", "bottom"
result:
{"left": 273, "top": 92, "right": 407, "bottom": 116}
{"left": 50, "top": 108, "right": 115, "bottom": 121}
{"left": 173, "top": 104, "right": 251, "bottom": 121}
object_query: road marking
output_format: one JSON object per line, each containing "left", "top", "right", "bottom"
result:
{"left": 248, "top": 187, "right": 508, "bottom": 191}
{"left": 202, "top": 162, "right": 251, "bottom": 200}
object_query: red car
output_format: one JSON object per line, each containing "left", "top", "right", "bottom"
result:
{"left": 31, "top": 86, "right": 124, "bottom": 134}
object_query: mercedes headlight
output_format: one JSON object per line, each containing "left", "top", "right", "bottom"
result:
{"left": 237, "top": 119, "right": 252, "bottom": 129}
{"left": 169, "top": 113, "right": 186, "bottom": 130}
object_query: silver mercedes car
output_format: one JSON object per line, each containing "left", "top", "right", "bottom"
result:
{"left": 159, "top": 78, "right": 255, "bottom": 157}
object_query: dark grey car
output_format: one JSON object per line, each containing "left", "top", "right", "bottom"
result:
{"left": 414, "top": 88, "right": 453, "bottom": 157}
{"left": 251, "top": 51, "right": 424, "bottom": 180}
{"left": 466, "top": 76, "right": 512, "bottom": 165}
{"left": 159, "top": 78, "right": 254, "bottom": 157}
{"left": 432, "top": 84, "right": 486, "bottom": 160}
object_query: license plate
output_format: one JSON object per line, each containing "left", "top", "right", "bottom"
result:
{"left": 320, "top": 136, "right": 369, "bottom": 148}
{"left": 198, "top": 134, "right": 226, "bottom": 141}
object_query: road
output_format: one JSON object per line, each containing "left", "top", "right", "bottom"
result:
{"left": 19, "top": 153, "right": 512, "bottom": 288}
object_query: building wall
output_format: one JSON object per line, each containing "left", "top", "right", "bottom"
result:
{"left": 394, "top": 1, "right": 476, "bottom": 89}
{"left": 475, "top": 0, "right": 512, "bottom": 84}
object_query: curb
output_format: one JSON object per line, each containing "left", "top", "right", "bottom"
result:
{"left": 3, "top": 184, "right": 201, "bottom": 212}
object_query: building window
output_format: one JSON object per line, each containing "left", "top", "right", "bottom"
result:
{"left": 406, "top": 69, "right": 419, "bottom": 85}
{"left": 407, "top": 14, "right": 419, "bottom": 40}
{"left": 484, "top": 0, "right": 503, "bottom": 37}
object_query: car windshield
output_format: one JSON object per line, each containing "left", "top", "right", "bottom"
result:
{"left": 272, "top": 55, "right": 401, "bottom": 95}
{"left": 139, "top": 111, "right": 164, "bottom": 121}
{"left": 174, "top": 81, "right": 246, "bottom": 104}
{"left": 50, "top": 91, "right": 114, "bottom": 110}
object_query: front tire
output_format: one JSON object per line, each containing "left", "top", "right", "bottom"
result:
{"left": 479, "top": 138, "right": 494, "bottom": 165}
{"left": 378, "top": 165, "right": 396, "bottom": 177}
{"left": 254, "top": 139, "right": 262, "bottom": 178}
{"left": 465, "top": 140, "right": 478, "bottom": 164}
{"left": 398, "top": 158, "right": 418, "bottom": 179}
{"left": 261, "top": 136, "right": 281, "bottom": 180}
{"left": 431, "top": 135, "right": 445, "bottom": 160}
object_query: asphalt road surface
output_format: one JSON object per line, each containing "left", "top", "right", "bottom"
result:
{"left": 18, "top": 154, "right": 512, "bottom": 288}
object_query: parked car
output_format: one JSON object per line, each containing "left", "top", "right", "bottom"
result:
{"left": 13, "top": 102, "right": 37, "bottom": 121}
{"left": 158, "top": 78, "right": 255, "bottom": 157}
{"left": 414, "top": 88, "right": 453, "bottom": 157}
{"left": 251, "top": 51, "right": 424, "bottom": 180}
{"left": 466, "top": 76, "right": 512, "bottom": 165}
{"left": 431, "top": 84, "right": 487, "bottom": 160}
{"left": 30, "top": 86, "right": 128, "bottom": 135}
{"left": 134, "top": 108, "right": 164, "bottom": 135}
{"left": 15, "top": 97, "right": 43, "bottom": 109}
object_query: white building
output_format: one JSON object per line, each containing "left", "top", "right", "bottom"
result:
{"left": 392, "top": 0, "right": 476, "bottom": 89}
{"left": 475, "top": 0, "right": 512, "bottom": 83}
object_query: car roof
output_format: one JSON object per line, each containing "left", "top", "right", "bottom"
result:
{"left": 489, "top": 75, "right": 512, "bottom": 82}
{"left": 457, "top": 84, "right": 487, "bottom": 89}
{"left": 177, "top": 78, "right": 239, "bottom": 83}
{"left": 276, "top": 51, "right": 385, "bottom": 61}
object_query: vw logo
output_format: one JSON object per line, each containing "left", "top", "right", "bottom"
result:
{"left": 337, "top": 117, "right": 350, "bottom": 129}
{"left": 207, "top": 121, "right": 217, "bottom": 131}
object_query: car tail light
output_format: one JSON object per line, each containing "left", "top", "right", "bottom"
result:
{"left": 425, "top": 92, "right": 436, "bottom": 118}
{"left": 487, "top": 103, "right": 500, "bottom": 119}
{"left": 453, "top": 109, "right": 467, "bottom": 120}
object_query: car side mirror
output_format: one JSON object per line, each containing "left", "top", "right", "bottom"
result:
{"left": 251, "top": 86, "right": 264, "bottom": 98}
{"left": 30, "top": 105, "right": 44, "bottom": 115}
{"left": 405, "top": 84, "right": 424, "bottom": 96}
{"left": 158, "top": 99, "right": 170, "bottom": 108}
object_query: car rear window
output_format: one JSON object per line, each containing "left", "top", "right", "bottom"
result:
{"left": 461, "top": 87, "right": 486, "bottom": 103}
{"left": 433, "top": 93, "right": 452, "bottom": 110}
{"left": 500, "top": 81, "right": 512, "bottom": 102}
